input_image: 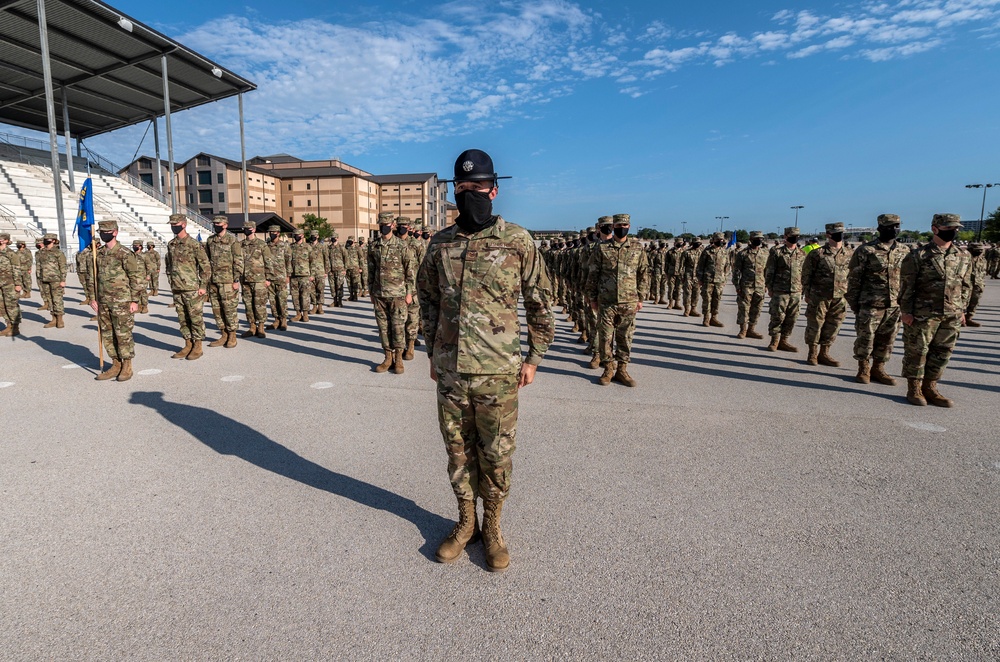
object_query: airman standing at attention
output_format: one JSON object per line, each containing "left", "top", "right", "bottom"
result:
{"left": 15, "top": 240, "right": 31, "bottom": 299}
{"left": 964, "top": 242, "right": 987, "bottom": 327}
{"left": 665, "top": 238, "right": 685, "bottom": 310}
{"left": 985, "top": 242, "right": 999, "bottom": 278}
{"left": 356, "top": 236, "right": 369, "bottom": 296}
{"left": 266, "top": 225, "right": 291, "bottom": 330}
{"left": 89, "top": 220, "right": 142, "bottom": 381}
{"left": 240, "top": 223, "right": 274, "bottom": 339}
{"left": 289, "top": 228, "right": 314, "bottom": 323}
{"left": 343, "top": 236, "right": 362, "bottom": 301}
{"left": 327, "top": 232, "right": 347, "bottom": 308}
{"left": 368, "top": 212, "right": 414, "bottom": 374}
{"left": 397, "top": 217, "right": 422, "bottom": 360}
{"left": 410, "top": 219, "right": 429, "bottom": 341}
{"left": 764, "top": 227, "right": 806, "bottom": 352}
{"left": 308, "top": 230, "right": 328, "bottom": 315}
{"left": 587, "top": 214, "right": 649, "bottom": 387}
{"left": 696, "top": 231, "right": 730, "bottom": 328}
{"left": 144, "top": 241, "right": 160, "bottom": 296}
{"left": 36, "top": 233, "right": 67, "bottom": 329}
{"left": 898, "top": 213, "right": 972, "bottom": 407}
{"left": 36, "top": 241, "right": 51, "bottom": 310}
{"left": 205, "top": 216, "right": 243, "bottom": 347}
{"left": 648, "top": 242, "right": 663, "bottom": 304}
{"left": 801, "top": 222, "right": 852, "bottom": 366}
{"left": 681, "top": 237, "right": 704, "bottom": 317}
{"left": 732, "top": 230, "right": 769, "bottom": 339}
{"left": 584, "top": 218, "right": 614, "bottom": 369}
{"left": 0, "top": 233, "right": 22, "bottom": 336}
{"left": 166, "top": 214, "right": 210, "bottom": 360}
{"left": 131, "top": 240, "right": 149, "bottom": 314}
{"left": 846, "top": 214, "right": 907, "bottom": 385}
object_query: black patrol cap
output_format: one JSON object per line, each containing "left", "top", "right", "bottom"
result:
{"left": 444, "top": 149, "right": 512, "bottom": 185}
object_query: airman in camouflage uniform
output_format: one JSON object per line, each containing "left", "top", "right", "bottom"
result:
{"left": 846, "top": 214, "right": 907, "bottom": 385}
{"left": 131, "top": 241, "right": 149, "bottom": 313}
{"left": 15, "top": 241, "right": 32, "bottom": 298}
{"left": 681, "top": 238, "right": 704, "bottom": 317}
{"left": 398, "top": 217, "right": 423, "bottom": 360}
{"left": 0, "top": 233, "right": 23, "bottom": 336}
{"left": 356, "top": 236, "right": 369, "bottom": 296}
{"left": 732, "top": 231, "right": 768, "bottom": 339}
{"left": 144, "top": 242, "right": 160, "bottom": 296}
{"left": 665, "top": 238, "right": 684, "bottom": 309}
{"left": 308, "top": 230, "right": 328, "bottom": 314}
{"left": 587, "top": 213, "right": 649, "bottom": 387}
{"left": 648, "top": 242, "right": 662, "bottom": 303}
{"left": 36, "top": 241, "right": 51, "bottom": 310}
{"left": 765, "top": 227, "right": 806, "bottom": 352}
{"left": 696, "top": 231, "right": 730, "bottom": 328}
{"left": 898, "top": 214, "right": 972, "bottom": 407}
{"left": 327, "top": 232, "right": 347, "bottom": 307}
{"left": 88, "top": 220, "right": 142, "bottom": 381}
{"left": 35, "top": 233, "right": 67, "bottom": 329}
{"left": 985, "top": 243, "right": 999, "bottom": 279}
{"left": 289, "top": 228, "right": 315, "bottom": 323}
{"left": 584, "top": 219, "right": 614, "bottom": 368}
{"left": 343, "top": 235, "right": 362, "bottom": 301}
{"left": 417, "top": 149, "right": 554, "bottom": 572}
{"left": 368, "top": 212, "right": 414, "bottom": 374}
{"left": 166, "top": 214, "right": 210, "bottom": 360}
{"left": 205, "top": 216, "right": 243, "bottom": 347}
{"left": 964, "top": 242, "right": 987, "bottom": 327}
{"left": 801, "top": 222, "right": 852, "bottom": 367}
{"left": 241, "top": 224, "right": 275, "bottom": 338}
{"left": 266, "top": 225, "right": 291, "bottom": 330}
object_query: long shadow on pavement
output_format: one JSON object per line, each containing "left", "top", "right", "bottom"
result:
{"left": 129, "top": 391, "right": 451, "bottom": 561}
{"left": 22, "top": 334, "right": 99, "bottom": 373}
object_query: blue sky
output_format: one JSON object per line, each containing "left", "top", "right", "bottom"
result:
{"left": 13, "top": 0, "right": 1000, "bottom": 234}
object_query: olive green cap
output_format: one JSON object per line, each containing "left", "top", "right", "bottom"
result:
{"left": 932, "top": 213, "right": 962, "bottom": 228}
{"left": 784, "top": 227, "right": 798, "bottom": 236}
{"left": 212, "top": 215, "right": 228, "bottom": 225}
{"left": 826, "top": 222, "right": 845, "bottom": 233}
{"left": 613, "top": 213, "right": 630, "bottom": 225}
{"left": 97, "top": 220, "right": 117, "bottom": 231}
{"left": 877, "top": 214, "right": 900, "bottom": 226}
{"left": 169, "top": 214, "right": 187, "bottom": 224}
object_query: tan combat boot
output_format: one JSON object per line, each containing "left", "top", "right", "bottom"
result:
{"left": 587, "top": 354, "right": 600, "bottom": 369}
{"left": 702, "top": 315, "right": 710, "bottom": 327}
{"left": 965, "top": 315, "right": 981, "bottom": 328}
{"left": 817, "top": 345, "right": 840, "bottom": 367}
{"left": 316, "top": 304, "right": 324, "bottom": 315}
{"left": 302, "top": 311, "right": 310, "bottom": 322}
{"left": 255, "top": 326, "right": 266, "bottom": 339}
{"left": 279, "top": 319, "right": 288, "bottom": 331}
{"left": 598, "top": 362, "right": 616, "bottom": 386}
{"left": 116, "top": 359, "right": 133, "bottom": 382}
{"left": 57, "top": 314, "right": 64, "bottom": 328}
{"left": 140, "top": 304, "right": 148, "bottom": 314}
{"left": 435, "top": 498, "right": 480, "bottom": 563}
{"left": 40, "top": 302, "right": 48, "bottom": 311}
{"left": 709, "top": 316, "right": 724, "bottom": 328}
{"left": 291, "top": 313, "right": 303, "bottom": 322}
{"left": 777, "top": 336, "right": 799, "bottom": 352}
{"left": 571, "top": 320, "right": 580, "bottom": 333}
{"left": 171, "top": 339, "right": 193, "bottom": 359}
{"left": 403, "top": 339, "right": 415, "bottom": 361}
{"left": 767, "top": 335, "right": 780, "bottom": 352}
{"left": 241, "top": 324, "right": 256, "bottom": 338}
{"left": 746, "top": 326, "right": 764, "bottom": 339}
{"left": 95, "top": 359, "right": 122, "bottom": 381}
{"left": 921, "top": 380, "right": 953, "bottom": 408}
{"left": 224, "top": 331, "right": 238, "bottom": 348}
{"left": 871, "top": 361, "right": 896, "bottom": 386}
{"left": 856, "top": 359, "right": 871, "bottom": 384}
{"left": 44, "top": 316, "right": 57, "bottom": 328}
{"left": 270, "top": 319, "right": 280, "bottom": 330}
{"left": 11, "top": 322, "right": 20, "bottom": 337}
{"left": 186, "top": 340, "right": 203, "bottom": 360}
{"left": 906, "top": 378, "right": 927, "bottom": 406}
{"left": 671, "top": 301, "right": 682, "bottom": 310}
{"left": 209, "top": 334, "right": 226, "bottom": 347}
{"left": 736, "top": 325, "right": 747, "bottom": 339}
{"left": 393, "top": 350, "right": 404, "bottom": 374}
{"left": 374, "top": 350, "right": 393, "bottom": 373}
{"left": 807, "top": 345, "right": 819, "bottom": 365}
{"left": 481, "top": 499, "right": 510, "bottom": 572}
{"left": 613, "top": 363, "right": 637, "bottom": 387}
{"left": 577, "top": 331, "right": 588, "bottom": 344}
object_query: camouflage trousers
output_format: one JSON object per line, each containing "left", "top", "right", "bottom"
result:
{"left": 804, "top": 296, "right": 847, "bottom": 347}
{"left": 358, "top": 265, "right": 368, "bottom": 294}
{"left": 329, "top": 271, "right": 345, "bottom": 304}
{"left": 346, "top": 271, "right": 361, "bottom": 299}
{"left": 290, "top": 277, "right": 312, "bottom": 315}
{"left": 586, "top": 300, "right": 599, "bottom": 354}
{"left": 436, "top": 368, "right": 519, "bottom": 501}
{"left": 768, "top": 292, "right": 801, "bottom": 338}
{"left": 209, "top": 282, "right": 239, "bottom": 332}
{"left": 966, "top": 286, "right": 984, "bottom": 317}
{"left": 313, "top": 274, "right": 326, "bottom": 307}
{"left": 148, "top": 272, "right": 158, "bottom": 295}
{"left": 242, "top": 282, "right": 268, "bottom": 327}
{"left": 172, "top": 290, "right": 206, "bottom": 340}
{"left": 668, "top": 274, "right": 683, "bottom": 304}
{"left": 373, "top": 295, "right": 407, "bottom": 350}
{"left": 736, "top": 287, "right": 764, "bottom": 328}
{"left": 901, "top": 315, "right": 961, "bottom": 381}
{"left": 40, "top": 281, "right": 64, "bottom": 314}
{"left": 19, "top": 271, "right": 31, "bottom": 296}
{"left": 136, "top": 282, "right": 148, "bottom": 310}
{"left": 649, "top": 273, "right": 662, "bottom": 301}
{"left": 40, "top": 277, "right": 50, "bottom": 307}
{"left": 1, "top": 283, "right": 21, "bottom": 325}
{"left": 598, "top": 303, "right": 638, "bottom": 366}
{"left": 268, "top": 280, "right": 289, "bottom": 322}
{"left": 853, "top": 306, "right": 901, "bottom": 363}
{"left": 556, "top": 277, "right": 566, "bottom": 305}
{"left": 97, "top": 300, "right": 135, "bottom": 360}
{"left": 405, "top": 297, "right": 421, "bottom": 343}
{"left": 683, "top": 276, "right": 700, "bottom": 311}
{"left": 658, "top": 275, "right": 670, "bottom": 302}
{"left": 701, "top": 282, "right": 724, "bottom": 316}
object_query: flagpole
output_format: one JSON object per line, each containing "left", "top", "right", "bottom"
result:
{"left": 91, "top": 223, "right": 103, "bottom": 372}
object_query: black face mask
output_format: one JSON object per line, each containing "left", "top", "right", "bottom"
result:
{"left": 455, "top": 190, "right": 495, "bottom": 234}
{"left": 99, "top": 231, "right": 115, "bottom": 243}
{"left": 829, "top": 232, "right": 844, "bottom": 242}
{"left": 691, "top": 241, "right": 701, "bottom": 248}
{"left": 134, "top": 246, "right": 141, "bottom": 252}
{"left": 588, "top": 232, "right": 597, "bottom": 242}
{"left": 244, "top": 231, "right": 254, "bottom": 238}
{"left": 969, "top": 248, "right": 983, "bottom": 256}
{"left": 421, "top": 232, "right": 430, "bottom": 240}
{"left": 787, "top": 236, "right": 799, "bottom": 245}
{"left": 613, "top": 227, "right": 629, "bottom": 239}
{"left": 213, "top": 225, "right": 224, "bottom": 234}
{"left": 935, "top": 228, "right": 957, "bottom": 242}
{"left": 396, "top": 228, "right": 408, "bottom": 238}
{"left": 171, "top": 226, "right": 183, "bottom": 235}
{"left": 599, "top": 224, "right": 613, "bottom": 235}
{"left": 878, "top": 226, "right": 899, "bottom": 242}
{"left": 750, "top": 238, "right": 762, "bottom": 247}
{"left": 714, "top": 240, "right": 724, "bottom": 247}
{"left": 379, "top": 224, "right": 393, "bottom": 236}
{"left": 268, "top": 233, "right": 279, "bottom": 241}
{"left": 293, "top": 235, "right": 304, "bottom": 243}
{"left": 43, "top": 240, "right": 53, "bottom": 247}
{"left": 346, "top": 241, "right": 354, "bottom": 247}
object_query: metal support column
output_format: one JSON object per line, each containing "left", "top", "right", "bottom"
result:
{"left": 152, "top": 116, "right": 162, "bottom": 195}
{"left": 61, "top": 86, "right": 75, "bottom": 192}
{"left": 239, "top": 92, "right": 249, "bottom": 226}
{"left": 161, "top": 55, "right": 176, "bottom": 213}
{"left": 36, "top": 0, "right": 67, "bottom": 249}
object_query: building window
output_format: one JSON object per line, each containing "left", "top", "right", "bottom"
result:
{"left": 288, "top": 201, "right": 293, "bottom": 207}
{"left": 138, "top": 158, "right": 151, "bottom": 169}
{"left": 405, "top": 187, "right": 410, "bottom": 191}
{"left": 187, "top": 174, "right": 193, "bottom": 186}
{"left": 217, "top": 172, "right": 224, "bottom": 184}
{"left": 140, "top": 173, "right": 153, "bottom": 186}
{"left": 218, "top": 192, "right": 225, "bottom": 203}
{"left": 199, "top": 190, "right": 213, "bottom": 204}
{"left": 188, "top": 193, "right": 194, "bottom": 204}
{"left": 307, "top": 200, "right": 312, "bottom": 207}
{"left": 198, "top": 171, "right": 212, "bottom": 185}
{"left": 306, "top": 183, "right": 311, "bottom": 190}
{"left": 288, "top": 184, "right": 292, "bottom": 191}
{"left": 200, "top": 208, "right": 212, "bottom": 216}
{"left": 197, "top": 155, "right": 210, "bottom": 166}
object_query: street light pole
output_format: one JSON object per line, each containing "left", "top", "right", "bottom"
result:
{"left": 965, "top": 183, "right": 1000, "bottom": 242}
{"left": 681, "top": 221, "right": 687, "bottom": 236}
{"left": 790, "top": 205, "right": 804, "bottom": 229}
{"left": 715, "top": 215, "right": 729, "bottom": 232}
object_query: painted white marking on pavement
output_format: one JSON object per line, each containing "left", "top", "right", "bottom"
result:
{"left": 311, "top": 382, "right": 334, "bottom": 389}
{"left": 62, "top": 364, "right": 82, "bottom": 369}
{"left": 221, "top": 375, "right": 245, "bottom": 382}
{"left": 138, "top": 369, "right": 162, "bottom": 376}
{"left": 905, "top": 422, "right": 947, "bottom": 433}
{"left": 0, "top": 382, "right": 14, "bottom": 388}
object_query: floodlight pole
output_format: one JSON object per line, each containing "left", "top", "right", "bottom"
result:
{"left": 36, "top": 0, "right": 68, "bottom": 253}
{"left": 60, "top": 86, "right": 74, "bottom": 192}
{"left": 161, "top": 55, "right": 176, "bottom": 213}
{"left": 153, "top": 117, "right": 163, "bottom": 195}
{"left": 239, "top": 92, "right": 249, "bottom": 227}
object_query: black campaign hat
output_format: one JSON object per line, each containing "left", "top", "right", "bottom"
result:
{"left": 443, "top": 149, "right": 511, "bottom": 184}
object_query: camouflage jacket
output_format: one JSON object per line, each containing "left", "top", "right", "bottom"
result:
{"left": 143, "top": 249, "right": 160, "bottom": 274}
{"left": 408, "top": 236, "right": 427, "bottom": 268}
{"left": 586, "top": 237, "right": 650, "bottom": 305}
{"left": 166, "top": 235, "right": 211, "bottom": 292}
{"left": 75, "top": 247, "right": 90, "bottom": 280}
{"left": 897, "top": 242, "right": 971, "bottom": 317}
{"left": 417, "top": 216, "right": 554, "bottom": 375}
{"left": 354, "top": 243, "right": 367, "bottom": 268}
{"left": 90, "top": 242, "right": 142, "bottom": 303}
{"left": 328, "top": 244, "right": 347, "bottom": 273}
{"left": 267, "top": 239, "right": 291, "bottom": 280}
{"left": 802, "top": 244, "right": 851, "bottom": 300}
{"left": 290, "top": 242, "right": 314, "bottom": 278}
{"left": 308, "top": 242, "right": 327, "bottom": 277}
{"left": 205, "top": 232, "right": 243, "bottom": 284}
{"left": 0, "top": 246, "right": 21, "bottom": 286}
{"left": 343, "top": 244, "right": 361, "bottom": 271}
{"left": 969, "top": 253, "right": 986, "bottom": 291}
{"left": 732, "top": 246, "right": 768, "bottom": 291}
{"left": 681, "top": 246, "right": 704, "bottom": 278}
{"left": 242, "top": 237, "right": 275, "bottom": 283}
{"left": 36, "top": 247, "right": 67, "bottom": 283}
{"left": 368, "top": 233, "right": 414, "bottom": 298}
{"left": 131, "top": 249, "right": 148, "bottom": 281}
{"left": 16, "top": 247, "right": 32, "bottom": 270}
{"left": 765, "top": 244, "right": 805, "bottom": 294}
{"left": 846, "top": 239, "right": 907, "bottom": 311}
{"left": 664, "top": 247, "right": 683, "bottom": 277}
{"left": 696, "top": 245, "right": 730, "bottom": 285}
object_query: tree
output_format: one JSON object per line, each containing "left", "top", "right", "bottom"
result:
{"left": 299, "top": 213, "right": 331, "bottom": 239}
{"left": 735, "top": 229, "right": 750, "bottom": 244}
{"left": 983, "top": 206, "right": 1000, "bottom": 243}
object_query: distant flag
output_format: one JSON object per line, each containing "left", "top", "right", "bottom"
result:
{"left": 727, "top": 229, "right": 738, "bottom": 249}
{"left": 196, "top": 231, "right": 202, "bottom": 242}
{"left": 73, "top": 178, "right": 95, "bottom": 251}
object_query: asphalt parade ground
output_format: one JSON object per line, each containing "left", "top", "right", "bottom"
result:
{"left": 2, "top": 278, "right": 997, "bottom": 659}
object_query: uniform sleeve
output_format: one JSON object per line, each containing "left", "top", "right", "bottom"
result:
{"left": 263, "top": 245, "right": 277, "bottom": 281}
{"left": 732, "top": 252, "right": 743, "bottom": 288}
{"left": 367, "top": 246, "right": 376, "bottom": 292}
{"left": 897, "top": 250, "right": 917, "bottom": 314}
{"left": 283, "top": 245, "right": 292, "bottom": 275}
{"left": 59, "top": 252, "right": 67, "bottom": 281}
{"left": 764, "top": 251, "right": 776, "bottom": 290}
{"left": 586, "top": 249, "right": 601, "bottom": 301}
{"left": 520, "top": 239, "right": 555, "bottom": 366}
{"left": 801, "top": 250, "right": 816, "bottom": 294}
{"left": 416, "top": 245, "right": 440, "bottom": 357}
{"left": 636, "top": 245, "right": 650, "bottom": 301}
{"left": 231, "top": 239, "right": 244, "bottom": 281}
{"left": 695, "top": 251, "right": 707, "bottom": 283}
{"left": 123, "top": 251, "right": 143, "bottom": 302}
{"left": 960, "top": 255, "right": 973, "bottom": 309}
{"left": 165, "top": 246, "right": 173, "bottom": 277}
{"left": 196, "top": 244, "right": 211, "bottom": 291}
{"left": 845, "top": 248, "right": 865, "bottom": 312}
{"left": 402, "top": 245, "right": 415, "bottom": 296}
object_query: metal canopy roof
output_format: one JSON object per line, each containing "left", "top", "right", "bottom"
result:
{"left": 0, "top": 0, "right": 256, "bottom": 138}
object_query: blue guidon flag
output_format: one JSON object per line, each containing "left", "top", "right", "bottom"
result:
{"left": 73, "top": 178, "right": 96, "bottom": 251}
{"left": 727, "top": 230, "right": 738, "bottom": 249}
